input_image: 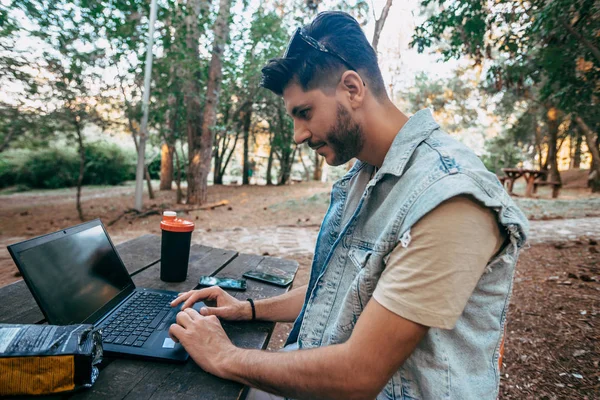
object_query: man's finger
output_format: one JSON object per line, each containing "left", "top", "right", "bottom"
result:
{"left": 183, "top": 307, "right": 201, "bottom": 319}
{"left": 176, "top": 310, "right": 193, "bottom": 327}
{"left": 168, "top": 323, "right": 183, "bottom": 343}
{"left": 181, "top": 286, "right": 221, "bottom": 310}
{"left": 199, "top": 306, "right": 229, "bottom": 318}
{"left": 170, "top": 291, "right": 191, "bottom": 307}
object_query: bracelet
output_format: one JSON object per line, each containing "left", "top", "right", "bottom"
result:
{"left": 247, "top": 298, "right": 256, "bottom": 321}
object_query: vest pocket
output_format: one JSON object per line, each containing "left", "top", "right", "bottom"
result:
{"left": 348, "top": 246, "right": 373, "bottom": 269}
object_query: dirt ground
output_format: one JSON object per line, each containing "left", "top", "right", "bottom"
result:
{"left": 1, "top": 181, "right": 599, "bottom": 399}
{"left": 0, "top": 182, "right": 332, "bottom": 285}
{"left": 500, "top": 241, "right": 599, "bottom": 399}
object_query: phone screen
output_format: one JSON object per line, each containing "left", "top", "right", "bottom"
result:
{"left": 198, "top": 276, "right": 247, "bottom": 291}
{"left": 242, "top": 270, "right": 294, "bottom": 287}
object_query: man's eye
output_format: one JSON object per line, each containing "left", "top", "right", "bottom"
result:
{"left": 299, "top": 109, "right": 310, "bottom": 119}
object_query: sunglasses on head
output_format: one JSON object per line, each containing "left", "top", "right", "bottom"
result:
{"left": 283, "top": 27, "right": 361, "bottom": 75}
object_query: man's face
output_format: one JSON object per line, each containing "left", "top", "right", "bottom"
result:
{"left": 283, "top": 83, "right": 364, "bottom": 166}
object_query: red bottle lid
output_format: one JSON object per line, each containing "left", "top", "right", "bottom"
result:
{"left": 160, "top": 211, "right": 195, "bottom": 232}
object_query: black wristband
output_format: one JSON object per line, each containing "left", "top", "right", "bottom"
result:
{"left": 247, "top": 298, "right": 256, "bottom": 321}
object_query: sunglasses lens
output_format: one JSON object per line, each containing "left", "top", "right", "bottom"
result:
{"left": 283, "top": 28, "right": 303, "bottom": 58}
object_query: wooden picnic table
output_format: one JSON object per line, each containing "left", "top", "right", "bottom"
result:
{"left": 501, "top": 168, "right": 547, "bottom": 198}
{"left": 0, "top": 234, "right": 298, "bottom": 399}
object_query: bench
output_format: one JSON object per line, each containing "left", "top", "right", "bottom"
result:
{"left": 533, "top": 181, "right": 561, "bottom": 198}
{"left": 497, "top": 175, "right": 515, "bottom": 194}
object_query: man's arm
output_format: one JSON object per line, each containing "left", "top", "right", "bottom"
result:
{"left": 170, "top": 297, "right": 428, "bottom": 400}
{"left": 171, "top": 284, "right": 306, "bottom": 323}
{"left": 253, "top": 284, "right": 307, "bottom": 322}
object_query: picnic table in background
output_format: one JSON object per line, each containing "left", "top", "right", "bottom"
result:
{"left": 500, "top": 168, "right": 559, "bottom": 198}
{"left": 0, "top": 234, "right": 298, "bottom": 400}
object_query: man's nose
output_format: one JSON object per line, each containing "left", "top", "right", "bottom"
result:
{"left": 293, "top": 122, "right": 311, "bottom": 145}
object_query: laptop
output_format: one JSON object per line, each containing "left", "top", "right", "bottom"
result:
{"left": 7, "top": 219, "right": 204, "bottom": 362}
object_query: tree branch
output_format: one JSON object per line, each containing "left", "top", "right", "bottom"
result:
{"left": 372, "top": 0, "right": 393, "bottom": 53}
{"left": 0, "top": 126, "right": 17, "bottom": 153}
{"left": 561, "top": 19, "right": 600, "bottom": 64}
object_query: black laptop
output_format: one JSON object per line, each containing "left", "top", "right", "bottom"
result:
{"left": 7, "top": 219, "right": 203, "bottom": 362}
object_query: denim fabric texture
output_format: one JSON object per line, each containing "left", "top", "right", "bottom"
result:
{"left": 285, "top": 109, "right": 529, "bottom": 399}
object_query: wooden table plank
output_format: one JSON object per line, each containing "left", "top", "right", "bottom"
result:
{"left": 116, "top": 234, "right": 162, "bottom": 275}
{"left": 0, "top": 280, "right": 45, "bottom": 324}
{"left": 0, "top": 236, "right": 163, "bottom": 324}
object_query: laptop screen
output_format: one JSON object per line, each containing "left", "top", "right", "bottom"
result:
{"left": 15, "top": 223, "right": 133, "bottom": 325}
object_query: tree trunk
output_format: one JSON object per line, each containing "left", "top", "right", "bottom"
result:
{"left": 279, "top": 145, "right": 297, "bottom": 185}
{"left": 74, "top": 117, "right": 85, "bottom": 222}
{"left": 159, "top": 143, "right": 174, "bottom": 190}
{"left": 574, "top": 115, "right": 600, "bottom": 192}
{"left": 213, "top": 132, "right": 224, "bottom": 185}
{"left": 266, "top": 139, "right": 274, "bottom": 186}
{"left": 371, "top": 0, "right": 393, "bottom": 53}
{"left": 187, "top": 0, "right": 232, "bottom": 204}
{"left": 215, "top": 130, "right": 241, "bottom": 184}
{"left": 242, "top": 109, "right": 252, "bottom": 185}
{"left": 127, "top": 122, "right": 155, "bottom": 199}
{"left": 114, "top": 64, "right": 154, "bottom": 199}
{"left": 532, "top": 112, "right": 544, "bottom": 169}
{"left": 571, "top": 128, "right": 583, "bottom": 169}
{"left": 312, "top": 152, "right": 323, "bottom": 181}
{"left": 183, "top": 0, "right": 203, "bottom": 204}
{"left": 160, "top": 89, "right": 178, "bottom": 191}
{"left": 298, "top": 146, "right": 310, "bottom": 181}
{"left": 173, "top": 141, "right": 184, "bottom": 204}
{"left": 546, "top": 107, "right": 562, "bottom": 185}
{"left": 213, "top": 166, "right": 224, "bottom": 185}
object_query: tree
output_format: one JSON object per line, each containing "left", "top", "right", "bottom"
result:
{"left": 398, "top": 71, "right": 479, "bottom": 134}
{"left": 187, "top": 0, "right": 233, "bottom": 204}
{"left": 412, "top": 0, "right": 600, "bottom": 190}
{"left": 575, "top": 115, "right": 600, "bottom": 192}
{"left": 0, "top": 5, "right": 54, "bottom": 152}
{"left": 9, "top": 0, "right": 110, "bottom": 219}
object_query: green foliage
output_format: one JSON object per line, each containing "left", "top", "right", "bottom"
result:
{"left": 0, "top": 149, "right": 31, "bottom": 188}
{"left": 398, "top": 71, "right": 479, "bottom": 134}
{"left": 480, "top": 135, "right": 524, "bottom": 174}
{"left": 412, "top": 0, "right": 600, "bottom": 118}
{"left": 412, "top": 0, "right": 600, "bottom": 175}
{"left": 83, "top": 142, "right": 136, "bottom": 185}
{"left": 17, "top": 148, "right": 80, "bottom": 189}
{"left": 0, "top": 142, "right": 135, "bottom": 189}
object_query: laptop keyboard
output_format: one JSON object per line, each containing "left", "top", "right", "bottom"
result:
{"left": 100, "top": 291, "right": 177, "bottom": 347}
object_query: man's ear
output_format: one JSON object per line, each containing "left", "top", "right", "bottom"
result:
{"left": 338, "top": 70, "right": 365, "bottom": 109}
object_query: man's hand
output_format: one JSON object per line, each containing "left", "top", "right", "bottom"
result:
{"left": 168, "top": 308, "right": 237, "bottom": 377}
{"left": 171, "top": 286, "right": 252, "bottom": 321}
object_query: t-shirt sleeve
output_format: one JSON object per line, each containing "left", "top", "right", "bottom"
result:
{"left": 372, "top": 195, "right": 506, "bottom": 330}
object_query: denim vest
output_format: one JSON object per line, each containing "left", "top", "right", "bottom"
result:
{"left": 286, "top": 109, "right": 529, "bottom": 399}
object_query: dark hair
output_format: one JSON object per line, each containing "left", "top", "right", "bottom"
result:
{"left": 261, "top": 11, "right": 387, "bottom": 98}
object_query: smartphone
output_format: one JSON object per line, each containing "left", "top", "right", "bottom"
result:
{"left": 198, "top": 276, "right": 247, "bottom": 291}
{"left": 242, "top": 269, "right": 294, "bottom": 287}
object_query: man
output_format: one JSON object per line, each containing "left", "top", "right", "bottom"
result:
{"left": 169, "top": 11, "right": 529, "bottom": 400}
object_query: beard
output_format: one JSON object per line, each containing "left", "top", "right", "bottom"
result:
{"left": 323, "top": 104, "right": 365, "bottom": 166}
